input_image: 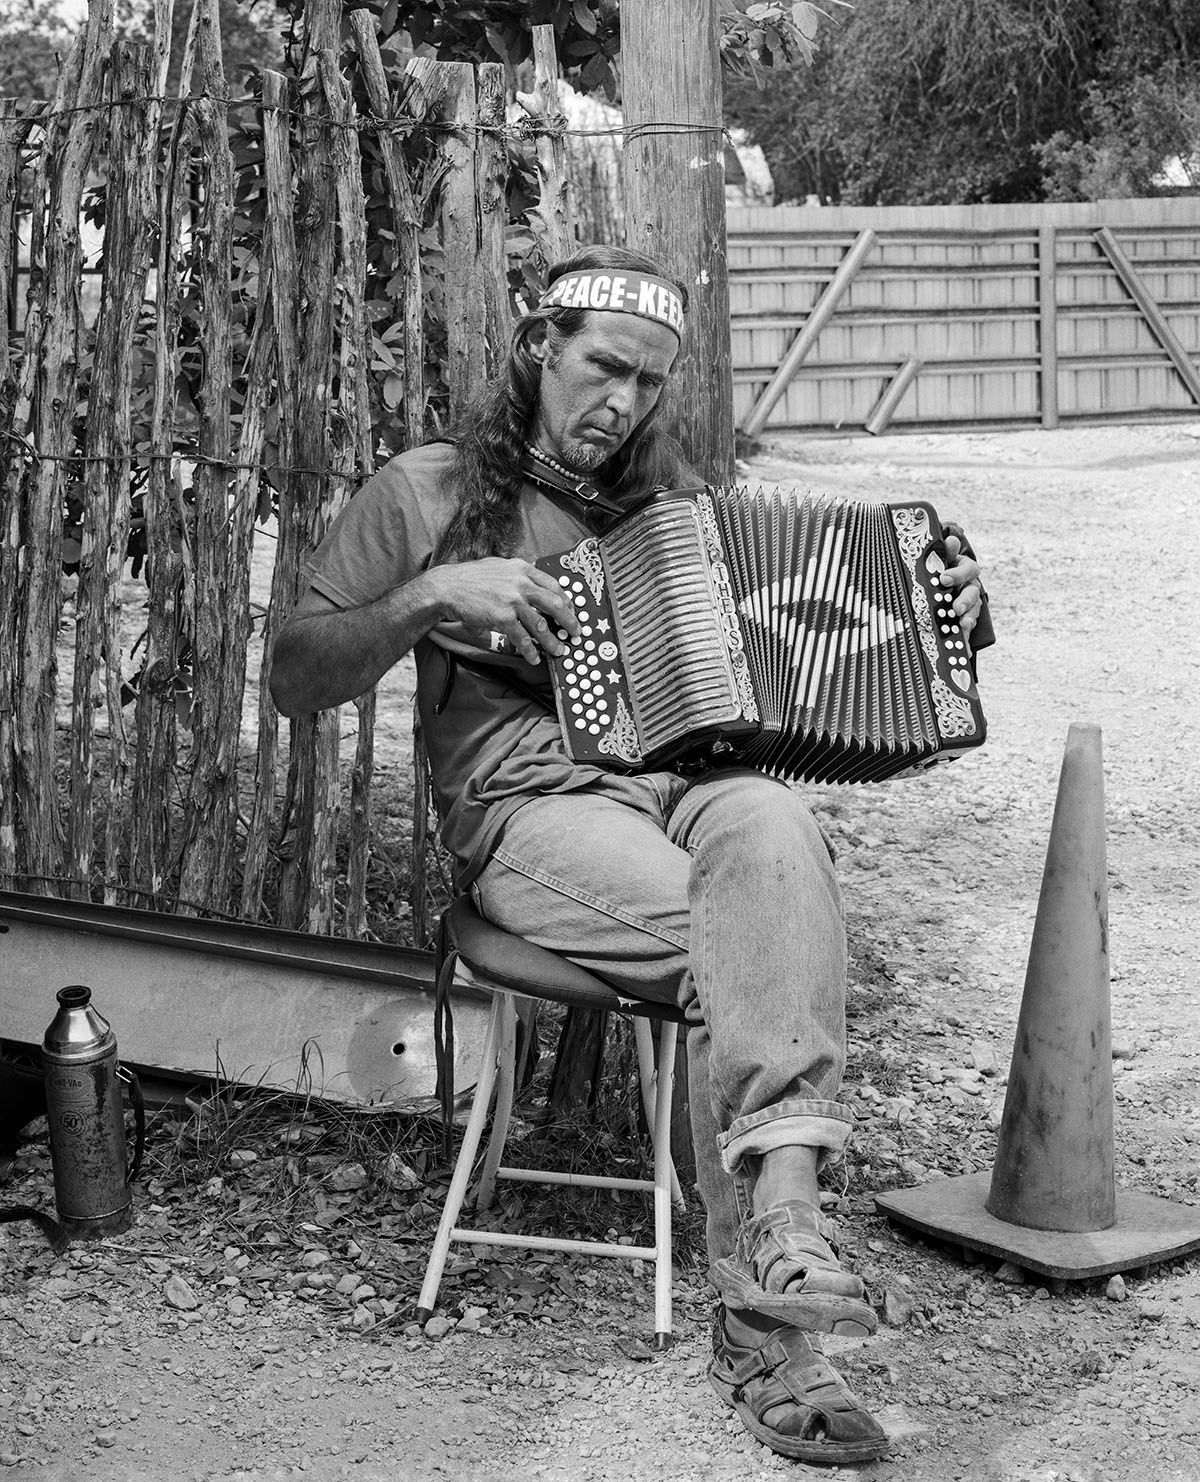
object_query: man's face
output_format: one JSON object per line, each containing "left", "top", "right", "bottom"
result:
{"left": 530, "top": 312, "right": 680, "bottom": 473}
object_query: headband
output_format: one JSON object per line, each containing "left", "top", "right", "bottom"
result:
{"left": 538, "top": 270, "right": 685, "bottom": 338}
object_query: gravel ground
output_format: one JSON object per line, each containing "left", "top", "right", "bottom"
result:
{"left": 2, "top": 419, "right": 1199, "bottom": 1481}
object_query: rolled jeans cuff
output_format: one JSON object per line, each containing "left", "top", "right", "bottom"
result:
{"left": 718, "top": 1101, "right": 854, "bottom": 1176}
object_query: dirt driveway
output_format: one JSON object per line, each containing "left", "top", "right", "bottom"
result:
{"left": 2, "top": 419, "right": 1199, "bottom": 1481}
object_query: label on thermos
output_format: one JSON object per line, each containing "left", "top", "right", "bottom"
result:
{"left": 45, "top": 1056, "right": 131, "bottom": 1225}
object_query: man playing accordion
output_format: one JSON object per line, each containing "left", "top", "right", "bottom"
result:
{"left": 271, "top": 243, "right": 990, "bottom": 1466}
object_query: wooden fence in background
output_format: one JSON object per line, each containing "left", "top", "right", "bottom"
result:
{"left": 729, "top": 198, "right": 1200, "bottom": 437}
{"left": 0, "top": 0, "right": 583, "bottom": 943}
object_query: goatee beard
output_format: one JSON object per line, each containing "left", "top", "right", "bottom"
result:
{"left": 560, "top": 441, "right": 608, "bottom": 473}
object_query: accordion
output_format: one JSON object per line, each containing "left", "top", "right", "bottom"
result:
{"left": 535, "top": 486, "right": 986, "bottom": 785}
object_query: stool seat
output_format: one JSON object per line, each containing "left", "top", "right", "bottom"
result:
{"left": 416, "top": 897, "right": 684, "bottom": 1348}
{"left": 444, "top": 895, "right": 686, "bottom": 1021}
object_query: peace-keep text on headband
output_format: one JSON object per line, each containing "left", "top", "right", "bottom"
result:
{"left": 539, "top": 272, "right": 685, "bottom": 337}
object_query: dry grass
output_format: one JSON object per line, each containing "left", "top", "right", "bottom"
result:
{"left": 129, "top": 1019, "right": 709, "bottom": 1290}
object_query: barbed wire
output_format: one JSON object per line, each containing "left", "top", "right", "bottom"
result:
{"left": 3, "top": 430, "right": 361, "bottom": 485}
{"left": 5, "top": 89, "right": 732, "bottom": 147}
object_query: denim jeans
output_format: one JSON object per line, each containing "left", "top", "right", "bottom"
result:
{"left": 473, "top": 767, "right": 853, "bottom": 1271}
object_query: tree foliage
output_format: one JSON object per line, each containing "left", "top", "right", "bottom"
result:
{"left": 0, "top": 0, "right": 283, "bottom": 101}
{"left": 338, "top": 0, "right": 623, "bottom": 97}
{"left": 335, "top": 0, "right": 831, "bottom": 101}
{"left": 725, "top": 0, "right": 1200, "bottom": 204}
{"left": 0, "top": 0, "right": 76, "bottom": 97}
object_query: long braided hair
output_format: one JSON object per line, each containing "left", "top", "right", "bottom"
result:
{"left": 432, "top": 245, "right": 691, "bottom": 564}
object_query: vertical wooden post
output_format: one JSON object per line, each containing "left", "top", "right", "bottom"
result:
{"left": 241, "top": 68, "right": 298, "bottom": 922}
{"left": 131, "top": 3, "right": 194, "bottom": 907}
{"left": 71, "top": 39, "right": 158, "bottom": 903}
{"left": 0, "top": 102, "right": 40, "bottom": 386}
{"left": 322, "top": 44, "right": 375, "bottom": 939}
{"left": 278, "top": 0, "right": 345, "bottom": 933}
{"left": 1039, "top": 223, "right": 1059, "bottom": 430}
{"left": 409, "top": 58, "right": 487, "bottom": 423}
{"left": 349, "top": 10, "right": 428, "bottom": 452}
{"left": 621, "top": 0, "right": 734, "bottom": 482}
{"left": 402, "top": 58, "right": 510, "bottom": 943}
{"left": 174, "top": 0, "right": 238, "bottom": 916}
{"left": 409, "top": 714, "right": 436, "bottom": 949}
{"left": 476, "top": 62, "right": 512, "bottom": 380}
{"left": 521, "top": 25, "right": 574, "bottom": 265}
{"left": 225, "top": 308, "right": 275, "bottom": 915}
{"left": 353, "top": 41, "right": 443, "bottom": 942}
{"left": 0, "top": 100, "right": 43, "bottom": 886}
{"left": 8, "top": 0, "right": 112, "bottom": 894}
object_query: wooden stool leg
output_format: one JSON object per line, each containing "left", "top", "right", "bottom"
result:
{"left": 475, "top": 995, "right": 518, "bottom": 1211}
{"left": 651, "top": 1017, "right": 678, "bottom": 1348}
{"left": 415, "top": 993, "right": 505, "bottom": 1324}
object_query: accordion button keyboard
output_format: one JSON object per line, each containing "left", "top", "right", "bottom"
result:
{"left": 561, "top": 599, "right": 613, "bottom": 731}
{"left": 933, "top": 588, "right": 972, "bottom": 685}
{"left": 539, "top": 540, "right": 645, "bottom": 765}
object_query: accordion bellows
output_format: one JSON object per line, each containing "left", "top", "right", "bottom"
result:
{"left": 536, "top": 486, "right": 986, "bottom": 784}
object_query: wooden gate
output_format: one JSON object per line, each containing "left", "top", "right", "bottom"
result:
{"left": 729, "top": 198, "right": 1200, "bottom": 437}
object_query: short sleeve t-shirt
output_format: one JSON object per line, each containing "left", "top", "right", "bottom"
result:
{"left": 303, "top": 442, "right": 627, "bottom": 886}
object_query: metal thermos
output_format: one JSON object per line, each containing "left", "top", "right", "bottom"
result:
{"left": 41, "top": 985, "right": 141, "bottom": 1238}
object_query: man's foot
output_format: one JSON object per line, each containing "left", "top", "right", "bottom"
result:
{"left": 709, "top": 1304, "right": 888, "bottom": 1465}
{"left": 712, "top": 1198, "right": 877, "bottom": 1333}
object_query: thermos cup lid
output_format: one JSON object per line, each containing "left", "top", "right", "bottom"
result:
{"left": 43, "top": 985, "right": 114, "bottom": 1059}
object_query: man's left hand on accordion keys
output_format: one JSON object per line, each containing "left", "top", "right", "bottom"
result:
{"left": 939, "top": 532, "right": 986, "bottom": 642}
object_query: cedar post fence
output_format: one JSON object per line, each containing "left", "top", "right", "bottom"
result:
{"left": 0, "top": 0, "right": 536, "bottom": 942}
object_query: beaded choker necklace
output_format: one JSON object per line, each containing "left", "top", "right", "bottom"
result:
{"left": 519, "top": 444, "right": 627, "bottom": 518}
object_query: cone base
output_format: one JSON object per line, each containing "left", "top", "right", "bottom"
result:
{"left": 875, "top": 1172, "right": 1200, "bottom": 1281}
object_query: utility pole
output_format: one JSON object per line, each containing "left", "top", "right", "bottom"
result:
{"left": 622, "top": 0, "right": 734, "bottom": 482}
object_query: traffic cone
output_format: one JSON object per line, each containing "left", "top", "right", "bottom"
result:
{"left": 875, "top": 723, "right": 1200, "bottom": 1280}
{"left": 984, "top": 721, "right": 1115, "bottom": 1232}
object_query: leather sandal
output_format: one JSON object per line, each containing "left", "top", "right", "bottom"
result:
{"left": 712, "top": 1198, "right": 878, "bottom": 1333}
{"left": 709, "top": 1305, "right": 889, "bottom": 1465}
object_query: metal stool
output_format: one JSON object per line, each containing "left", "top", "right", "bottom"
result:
{"left": 415, "top": 896, "right": 686, "bottom": 1348}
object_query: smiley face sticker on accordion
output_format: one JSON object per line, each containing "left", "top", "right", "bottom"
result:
{"left": 535, "top": 486, "right": 986, "bottom": 785}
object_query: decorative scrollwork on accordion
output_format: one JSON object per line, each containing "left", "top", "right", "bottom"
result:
{"left": 910, "top": 578, "right": 942, "bottom": 681}
{"left": 562, "top": 538, "right": 605, "bottom": 604}
{"left": 891, "top": 504, "right": 933, "bottom": 567}
{"left": 698, "top": 494, "right": 760, "bottom": 722}
{"left": 931, "top": 675, "right": 977, "bottom": 737}
{"left": 893, "top": 505, "right": 976, "bottom": 740}
{"left": 598, "top": 695, "right": 640, "bottom": 765}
